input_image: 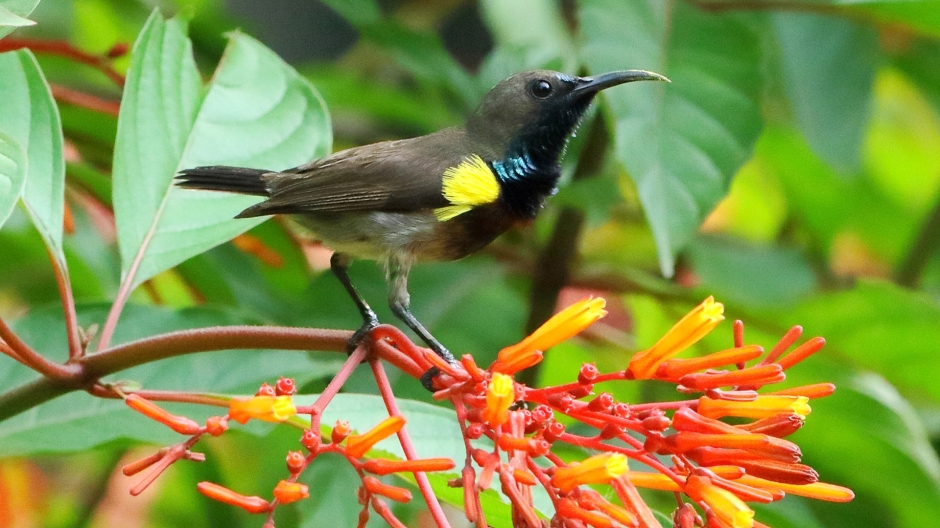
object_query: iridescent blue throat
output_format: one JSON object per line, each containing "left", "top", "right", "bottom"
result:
{"left": 492, "top": 150, "right": 560, "bottom": 218}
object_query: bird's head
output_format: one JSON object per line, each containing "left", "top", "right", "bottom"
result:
{"left": 466, "top": 69, "right": 668, "bottom": 162}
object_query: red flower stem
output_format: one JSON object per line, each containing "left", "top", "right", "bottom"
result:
{"left": 557, "top": 432, "right": 643, "bottom": 458}
{"left": 48, "top": 248, "right": 83, "bottom": 360}
{"left": 526, "top": 370, "right": 627, "bottom": 397}
{"left": 304, "top": 344, "right": 368, "bottom": 418}
{"left": 0, "top": 37, "right": 126, "bottom": 86}
{"left": 373, "top": 338, "right": 425, "bottom": 379}
{"left": 0, "top": 316, "right": 79, "bottom": 379}
{"left": 370, "top": 358, "right": 452, "bottom": 528}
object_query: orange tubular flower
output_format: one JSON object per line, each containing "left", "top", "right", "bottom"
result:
{"left": 482, "top": 373, "right": 515, "bottom": 427}
{"left": 685, "top": 475, "right": 754, "bottom": 528}
{"left": 197, "top": 482, "right": 270, "bottom": 514}
{"left": 556, "top": 498, "right": 615, "bottom": 528}
{"left": 363, "top": 476, "right": 413, "bottom": 503}
{"left": 228, "top": 395, "right": 296, "bottom": 424}
{"left": 345, "top": 416, "right": 406, "bottom": 458}
{"left": 492, "top": 297, "right": 607, "bottom": 374}
{"left": 362, "top": 457, "right": 455, "bottom": 476}
{"left": 697, "top": 395, "right": 811, "bottom": 420}
{"left": 657, "top": 345, "right": 764, "bottom": 380}
{"left": 628, "top": 297, "right": 725, "bottom": 379}
{"left": 273, "top": 480, "right": 309, "bottom": 504}
{"left": 552, "top": 453, "right": 628, "bottom": 493}
{"left": 125, "top": 394, "right": 201, "bottom": 434}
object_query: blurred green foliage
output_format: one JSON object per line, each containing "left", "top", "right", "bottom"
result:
{"left": 1, "top": 0, "right": 940, "bottom": 527}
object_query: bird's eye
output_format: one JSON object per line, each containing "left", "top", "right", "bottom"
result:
{"left": 530, "top": 80, "right": 553, "bottom": 99}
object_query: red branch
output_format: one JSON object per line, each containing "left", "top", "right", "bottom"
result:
{"left": 0, "top": 37, "right": 126, "bottom": 87}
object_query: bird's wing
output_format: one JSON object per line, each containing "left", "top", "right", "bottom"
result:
{"left": 237, "top": 128, "right": 471, "bottom": 218}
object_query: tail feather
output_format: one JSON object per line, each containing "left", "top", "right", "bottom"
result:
{"left": 175, "top": 166, "right": 271, "bottom": 196}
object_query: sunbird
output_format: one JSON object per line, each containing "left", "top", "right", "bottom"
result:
{"left": 177, "top": 69, "right": 668, "bottom": 382}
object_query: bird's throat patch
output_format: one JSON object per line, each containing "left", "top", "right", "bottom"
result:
{"left": 434, "top": 154, "right": 500, "bottom": 221}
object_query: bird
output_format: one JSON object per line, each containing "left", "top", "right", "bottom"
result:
{"left": 176, "top": 69, "right": 668, "bottom": 383}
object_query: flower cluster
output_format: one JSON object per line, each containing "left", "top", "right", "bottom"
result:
{"left": 120, "top": 296, "right": 852, "bottom": 528}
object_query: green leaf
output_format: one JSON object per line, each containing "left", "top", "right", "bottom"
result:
{"left": 0, "top": 49, "right": 67, "bottom": 268}
{"left": 690, "top": 235, "right": 817, "bottom": 309}
{"left": 772, "top": 12, "right": 879, "bottom": 172}
{"left": 0, "top": 303, "right": 345, "bottom": 456}
{"left": 0, "top": 130, "right": 26, "bottom": 228}
{"left": 0, "top": 5, "right": 34, "bottom": 28}
{"left": 0, "top": 0, "right": 38, "bottom": 39}
{"left": 579, "top": 0, "right": 764, "bottom": 277}
{"left": 113, "top": 11, "right": 331, "bottom": 290}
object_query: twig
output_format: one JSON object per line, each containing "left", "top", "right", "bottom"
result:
{"left": 0, "top": 325, "right": 351, "bottom": 421}
{"left": 896, "top": 188, "right": 940, "bottom": 288}
{"left": 371, "top": 358, "right": 452, "bottom": 528}
{"left": 0, "top": 316, "right": 79, "bottom": 379}
{"left": 0, "top": 37, "right": 126, "bottom": 87}
{"left": 87, "top": 384, "right": 232, "bottom": 407}
{"left": 50, "top": 85, "right": 120, "bottom": 116}
{"left": 48, "top": 249, "right": 83, "bottom": 360}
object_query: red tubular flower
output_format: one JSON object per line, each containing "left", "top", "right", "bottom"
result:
{"left": 679, "top": 365, "right": 785, "bottom": 391}
{"left": 273, "top": 480, "right": 309, "bottom": 504}
{"left": 228, "top": 395, "right": 296, "bottom": 424}
{"left": 286, "top": 451, "right": 306, "bottom": 473}
{"left": 684, "top": 475, "right": 754, "bottom": 528}
{"left": 371, "top": 497, "right": 408, "bottom": 528}
{"left": 197, "top": 482, "right": 270, "bottom": 514}
{"left": 557, "top": 498, "right": 615, "bottom": 528}
{"left": 493, "top": 298, "right": 607, "bottom": 374}
{"left": 345, "top": 416, "right": 406, "bottom": 458}
{"left": 612, "top": 475, "right": 662, "bottom": 527}
{"left": 775, "top": 337, "right": 826, "bottom": 370}
{"left": 362, "top": 457, "right": 455, "bottom": 476}
{"left": 656, "top": 345, "right": 763, "bottom": 380}
{"left": 125, "top": 394, "right": 200, "bottom": 434}
{"left": 363, "top": 476, "right": 412, "bottom": 503}
{"left": 628, "top": 297, "right": 725, "bottom": 379}
{"left": 768, "top": 383, "right": 836, "bottom": 399}
{"left": 552, "top": 453, "right": 628, "bottom": 493}
{"left": 579, "top": 489, "right": 638, "bottom": 527}
{"left": 737, "top": 413, "right": 805, "bottom": 437}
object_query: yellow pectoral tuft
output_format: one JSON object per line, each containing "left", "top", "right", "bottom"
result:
{"left": 434, "top": 154, "right": 499, "bottom": 221}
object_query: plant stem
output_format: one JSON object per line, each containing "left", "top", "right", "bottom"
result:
{"left": 0, "top": 316, "right": 80, "bottom": 379}
{"left": 0, "top": 325, "right": 351, "bottom": 421}
{"left": 48, "top": 249, "right": 83, "bottom": 360}
{"left": 0, "top": 37, "right": 126, "bottom": 86}
{"left": 371, "top": 359, "right": 452, "bottom": 528}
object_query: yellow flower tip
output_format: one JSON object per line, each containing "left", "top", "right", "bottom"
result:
{"left": 552, "top": 453, "right": 628, "bottom": 493}
{"left": 345, "top": 416, "right": 407, "bottom": 458}
{"left": 627, "top": 297, "right": 725, "bottom": 379}
{"left": 685, "top": 475, "right": 754, "bottom": 528}
{"left": 505, "top": 298, "right": 607, "bottom": 364}
{"left": 273, "top": 480, "right": 309, "bottom": 504}
{"left": 228, "top": 395, "right": 296, "bottom": 424}
{"left": 481, "top": 373, "right": 515, "bottom": 427}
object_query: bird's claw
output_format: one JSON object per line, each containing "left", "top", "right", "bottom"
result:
{"left": 347, "top": 317, "right": 380, "bottom": 354}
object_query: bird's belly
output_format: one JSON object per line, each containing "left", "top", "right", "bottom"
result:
{"left": 300, "top": 211, "right": 444, "bottom": 260}
{"left": 299, "top": 204, "right": 519, "bottom": 263}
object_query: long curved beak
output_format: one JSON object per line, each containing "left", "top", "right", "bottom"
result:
{"left": 572, "top": 70, "right": 670, "bottom": 94}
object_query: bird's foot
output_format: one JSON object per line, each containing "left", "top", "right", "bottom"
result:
{"left": 347, "top": 316, "right": 380, "bottom": 354}
{"left": 419, "top": 343, "right": 457, "bottom": 392}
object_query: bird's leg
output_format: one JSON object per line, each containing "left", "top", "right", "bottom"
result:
{"left": 330, "top": 252, "right": 379, "bottom": 353}
{"left": 386, "top": 255, "right": 457, "bottom": 389}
